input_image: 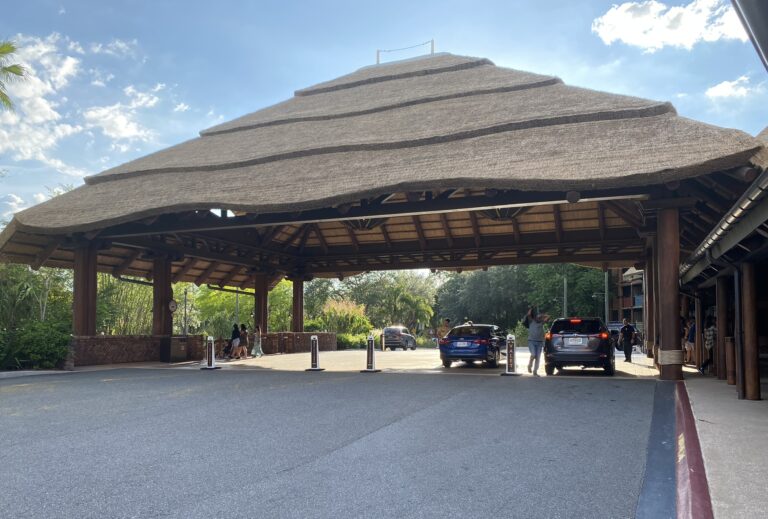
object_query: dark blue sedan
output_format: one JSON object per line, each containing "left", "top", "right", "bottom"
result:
{"left": 438, "top": 324, "right": 505, "bottom": 368}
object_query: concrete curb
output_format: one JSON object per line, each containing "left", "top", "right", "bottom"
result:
{"left": 675, "top": 381, "right": 714, "bottom": 519}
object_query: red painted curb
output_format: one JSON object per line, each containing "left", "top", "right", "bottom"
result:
{"left": 675, "top": 381, "right": 714, "bottom": 519}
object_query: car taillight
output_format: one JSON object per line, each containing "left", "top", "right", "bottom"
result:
{"left": 474, "top": 339, "right": 489, "bottom": 345}
{"left": 600, "top": 332, "right": 609, "bottom": 340}
{"left": 569, "top": 319, "right": 582, "bottom": 324}
{"left": 439, "top": 338, "right": 449, "bottom": 345}
{"left": 545, "top": 332, "right": 552, "bottom": 341}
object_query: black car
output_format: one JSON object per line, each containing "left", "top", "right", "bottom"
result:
{"left": 383, "top": 326, "right": 416, "bottom": 350}
{"left": 544, "top": 317, "right": 614, "bottom": 376}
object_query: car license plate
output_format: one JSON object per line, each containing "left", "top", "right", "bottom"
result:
{"left": 568, "top": 337, "right": 583, "bottom": 345}
{"left": 456, "top": 341, "right": 469, "bottom": 347}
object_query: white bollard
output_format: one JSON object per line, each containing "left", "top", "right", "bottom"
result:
{"left": 200, "top": 336, "right": 221, "bottom": 370}
{"left": 501, "top": 334, "right": 521, "bottom": 376}
{"left": 360, "top": 334, "right": 381, "bottom": 373}
{"left": 306, "top": 334, "right": 325, "bottom": 372}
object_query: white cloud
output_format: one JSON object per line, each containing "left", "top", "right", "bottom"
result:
{"left": 83, "top": 84, "right": 163, "bottom": 142}
{"left": 705, "top": 75, "right": 756, "bottom": 99}
{"left": 67, "top": 41, "right": 84, "bottom": 54}
{"left": 89, "top": 69, "right": 115, "bottom": 87}
{"left": 90, "top": 38, "right": 138, "bottom": 58}
{"left": 173, "top": 102, "right": 190, "bottom": 112}
{"left": 3, "top": 194, "right": 28, "bottom": 217}
{"left": 592, "top": 0, "right": 748, "bottom": 53}
{"left": 33, "top": 193, "right": 48, "bottom": 203}
{"left": 1, "top": 33, "right": 85, "bottom": 177}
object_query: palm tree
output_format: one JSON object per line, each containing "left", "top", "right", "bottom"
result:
{"left": 0, "top": 40, "right": 25, "bottom": 110}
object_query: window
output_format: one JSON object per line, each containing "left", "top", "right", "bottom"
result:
{"left": 550, "top": 319, "right": 602, "bottom": 335}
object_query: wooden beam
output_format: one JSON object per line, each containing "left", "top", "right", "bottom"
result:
{"left": 259, "top": 225, "right": 284, "bottom": 246}
{"left": 307, "top": 252, "right": 641, "bottom": 273}
{"left": 297, "top": 225, "right": 311, "bottom": 255}
{"left": 510, "top": 217, "right": 520, "bottom": 244}
{"left": 658, "top": 207, "right": 682, "bottom": 381}
{"left": 101, "top": 187, "right": 654, "bottom": 239}
{"left": 73, "top": 243, "right": 97, "bottom": 336}
{"left": 281, "top": 226, "right": 305, "bottom": 251}
{"left": 742, "top": 263, "right": 760, "bottom": 400}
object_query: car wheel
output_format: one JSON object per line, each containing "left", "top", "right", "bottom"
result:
{"left": 442, "top": 359, "right": 452, "bottom": 368}
{"left": 486, "top": 349, "right": 499, "bottom": 368}
{"left": 545, "top": 364, "right": 555, "bottom": 376}
{"left": 604, "top": 358, "right": 615, "bottom": 376}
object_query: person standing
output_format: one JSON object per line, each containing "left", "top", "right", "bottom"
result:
{"left": 437, "top": 318, "right": 451, "bottom": 339}
{"left": 239, "top": 324, "right": 249, "bottom": 359}
{"left": 250, "top": 325, "right": 264, "bottom": 357}
{"left": 685, "top": 318, "right": 696, "bottom": 365}
{"left": 525, "top": 306, "right": 550, "bottom": 376}
{"left": 619, "top": 318, "right": 636, "bottom": 363}
{"left": 700, "top": 316, "right": 717, "bottom": 374}
{"left": 228, "top": 323, "right": 240, "bottom": 360}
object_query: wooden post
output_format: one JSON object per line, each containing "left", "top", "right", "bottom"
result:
{"left": 741, "top": 263, "right": 760, "bottom": 400}
{"left": 657, "top": 208, "right": 683, "bottom": 380}
{"left": 73, "top": 243, "right": 97, "bottom": 336}
{"left": 716, "top": 276, "right": 728, "bottom": 380}
{"left": 291, "top": 278, "right": 304, "bottom": 332}
{"left": 726, "top": 336, "right": 736, "bottom": 385}
{"left": 653, "top": 236, "right": 661, "bottom": 366}
{"left": 254, "top": 274, "right": 269, "bottom": 334}
{"left": 694, "top": 291, "right": 703, "bottom": 369}
{"left": 152, "top": 256, "right": 173, "bottom": 336}
{"left": 645, "top": 246, "right": 655, "bottom": 358}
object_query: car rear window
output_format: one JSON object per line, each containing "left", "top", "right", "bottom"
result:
{"left": 384, "top": 327, "right": 406, "bottom": 333}
{"left": 448, "top": 326, "right": 491, "bottom": 337}
{"left": 550, "top": 319, "right": 602, "bottom": 335}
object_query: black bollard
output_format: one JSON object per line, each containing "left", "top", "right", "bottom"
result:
{"left": 306, "top": 334, "right": 325, "bottom": 372}
{"left": 360, "top": 334, "right": 381, "bottom": 373}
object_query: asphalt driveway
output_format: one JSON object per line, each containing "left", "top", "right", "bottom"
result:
{"left": 1, "top": 368, "right": 656, "bottom": 518}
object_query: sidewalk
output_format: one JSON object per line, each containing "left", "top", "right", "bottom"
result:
{"left": 686, "top": 375, "right": 768, "bottom": 518}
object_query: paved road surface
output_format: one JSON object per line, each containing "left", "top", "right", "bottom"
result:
{"left": 1, "top": 367, "right": 656, "bottom": 518}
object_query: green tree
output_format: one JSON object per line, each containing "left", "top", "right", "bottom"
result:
{"left": 0, "top": 40, "right": 25, "bottom": 110}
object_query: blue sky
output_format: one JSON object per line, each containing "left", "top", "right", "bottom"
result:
{"left": 1, "top": 0, "right": 766, "bottom": 218}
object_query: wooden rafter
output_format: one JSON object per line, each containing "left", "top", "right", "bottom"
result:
{"left": 297, "top": 225, "right": 311, "bottom": 255}
{"left": 281, "top": 226, "right": 305, "bottom": 250}
{"left": 603, "top": 200, "right": 644, "bottom": 229}
{"left": 172, "top": 258, "right": 198, "bottom": 282}
{"left": 259, "top": 225, "right": 284, "bottom": 246}
{"left": 346, "top": 225, "right": 360, "bottom": 253}
{"left": 380, "top": 223, "right": 392, "bottom": 249}
{"left": 113, "top": 249, "right": 142, "bottom": 276}
{"left": 218, "top": 265, "right": 242, "bottom": 287}
{"left": 195, "top": 261, "right": 221, "bottom": 285}
{"left": 552, "top": 205, "right": 563, "bottom": 243}
{"left": 32, "top": 238, "right": 63, "bottom": 270}
{"left": 412, "top": 215, "right": 427, "bottom": 250}
{"left": 312, "top": 224, "right": 329, "bottom": 254}
{"left": 439, "top": 213, "right": 454, "bottom": 247}
{"left": 469, "top": 212, "right": 482, "bottom": 248}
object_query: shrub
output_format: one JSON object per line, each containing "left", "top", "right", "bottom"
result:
{"left": 304, "top": 317, "right": 324, "bottom": 332}
{"left": 321, "top": 299, "right": 372, "bottom": 334}
{"left": 512, "top": 320, "right": 529, "bottom": 348}
{"left": 416, "top": 336, "right": 438, "bottom": 348}
{"left": 336, "top": 332, "right": 369, "bottom": 350}
{"left": 3, "top": 320, "right": 71, "bottom": 370}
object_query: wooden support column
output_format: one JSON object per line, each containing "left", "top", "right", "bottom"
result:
{"left": 694, "top": 291, "right": 703, "bottom": 369}
{"left": 742, "top": 263, "right": 761, "bottom": 400}
{"left": 716, "top": 276, "right": 728, "bottom": 380}
{"left": 653, "top": 236, "right": 661, "bottom": 365}
{"left": 645, "top": 246, "right": 655, "bottom": 358}
{"left": 292, "top": 278, "right": 304, "bottom": 332}
{"left": 253, "top": 274, "right": 269, "bottom": 334}
{"left": 152, "top": 256, "right": 173, "bottom": 336}
{"left": 73, "top": 243, "right": 98, "bottom": 336}
{"left": 657, "top": 208, "right": 683, "bottom": 380}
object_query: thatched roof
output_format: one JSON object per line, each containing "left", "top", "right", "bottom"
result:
{"left": 1, "top": 53, "right": 765, "bottom": 284}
